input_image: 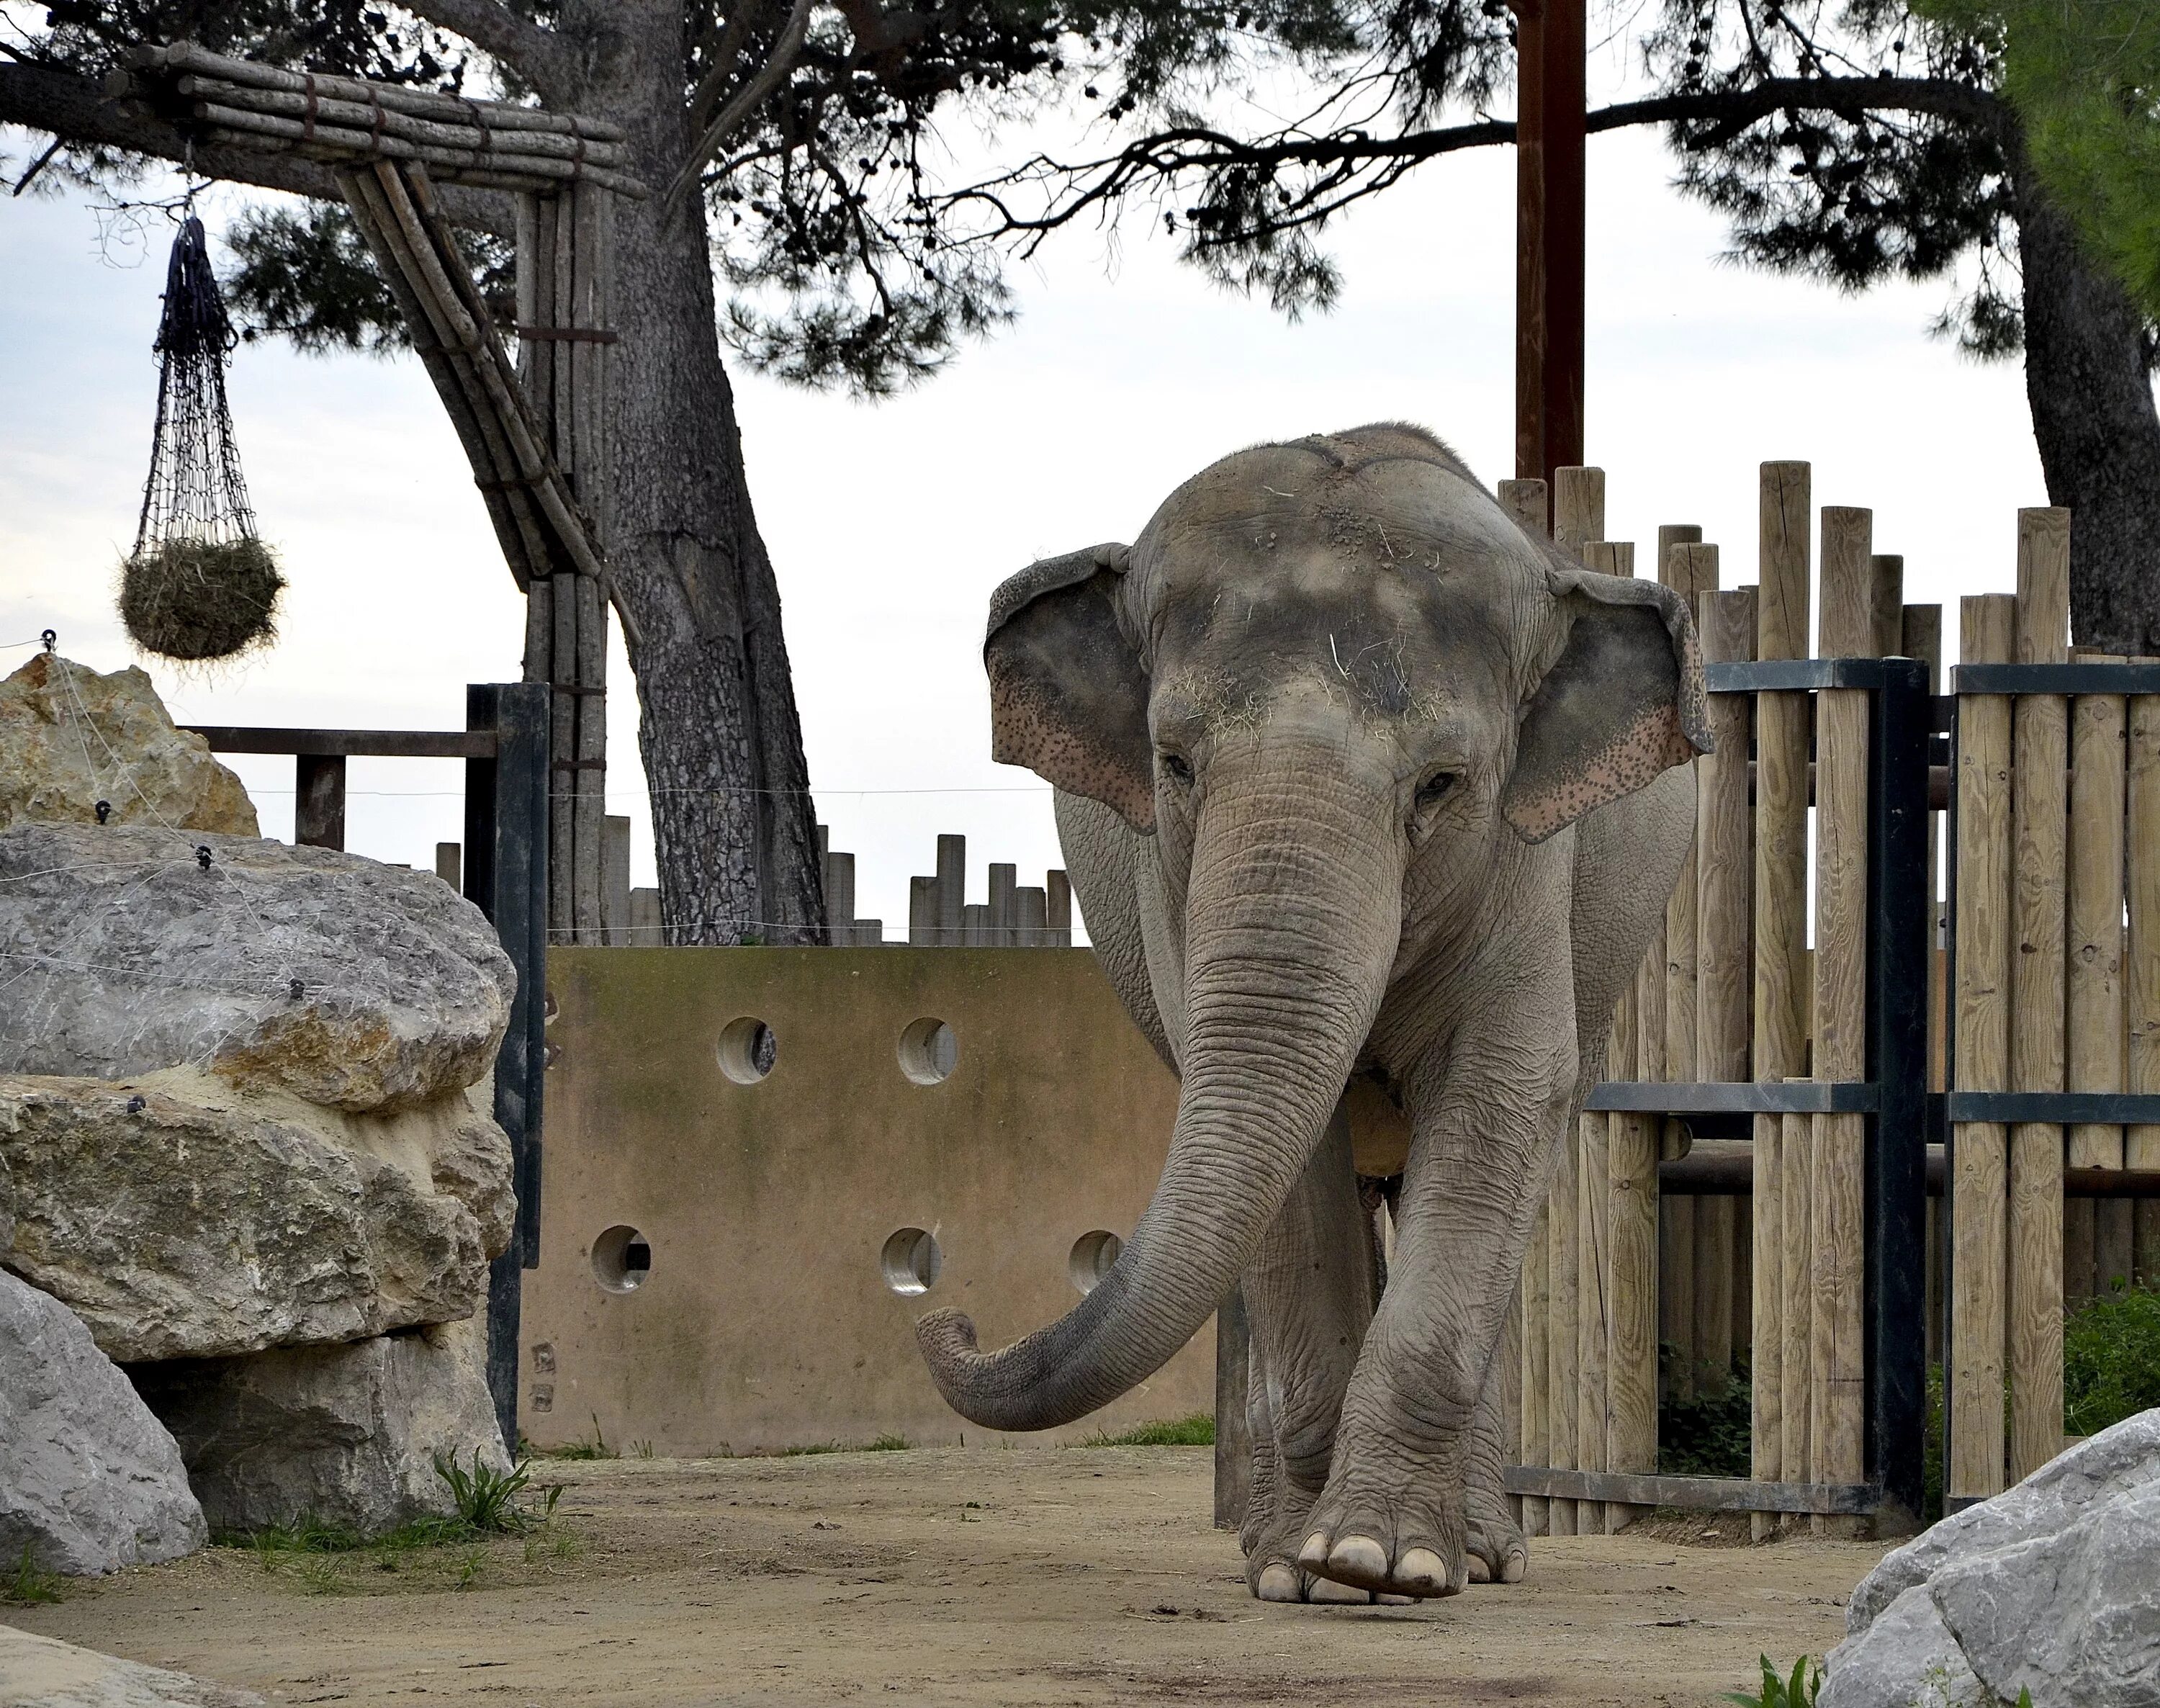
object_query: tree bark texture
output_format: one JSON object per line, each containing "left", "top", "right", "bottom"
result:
{"left": 2015, "top": 168, "right": 2160, "bottom": 656}
{"left": 526, "top": 1, "right": 825, "bottom": 945}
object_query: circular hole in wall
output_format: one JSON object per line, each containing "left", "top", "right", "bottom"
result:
{"left": 1067, "top": 1230, "right": 1124, "bottom": 1295}
{"left": 717, "top": 1016, "right": 777, "bottom": 1084}
{"left": 896, "top": 1017, "right": 958, "bottom": 1086}
{"left": 880, "top": 1227, "right": 942, "bottom": 1296}
{"left": 591, "top": 1225, "right": 652, "bottom": 1294}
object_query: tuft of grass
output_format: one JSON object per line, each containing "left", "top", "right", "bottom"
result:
{"left": 2064, "top": 1279, "right": 2160, "bottom": 1437}
{"left": 540, "top": 1415, "right": 618, "bottom": 1461}
{"left": 780, "top": 1434, "right": 912, "bottom": 1457}
{"left": 865, "top": 1433, "right": 911, "bottom": 1452}
{"left": 434, "top": 1452, "right": 559, "bottom": 1535}
{"left": 1725, "top": 1655, "right": 1819, "bottom": 1707}
{"left": 3, "top": 1543, "right": 63, "bottom": 1606}
{"left": 1080, "top": 1413, "right": 1215, "bottom": 1448}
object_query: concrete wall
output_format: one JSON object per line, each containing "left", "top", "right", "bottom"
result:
{"left": 521, "top": 948, "right": 1212, "bottom": 1454}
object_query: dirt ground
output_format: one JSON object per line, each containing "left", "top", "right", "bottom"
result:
{"left": 10, "top": 1448, "right": 1888, "bottom": 1707}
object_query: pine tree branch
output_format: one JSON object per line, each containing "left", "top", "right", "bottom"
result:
{"left": 393, "top": 0, "right": 566, "bottom": 87}
{"left": 941, "top": 73, "right": 2010, "bottom": 250}
{"left": 0, "top": 60, "right": 514, "bottom": 235}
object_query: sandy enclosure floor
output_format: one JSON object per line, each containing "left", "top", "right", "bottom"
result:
{"left": 12, "top": 1449, "right": 1888, "bottom": 1707}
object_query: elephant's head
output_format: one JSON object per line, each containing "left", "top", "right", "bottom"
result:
{"left": 917, "top": 423, "right": 1709, "bottom": 1430}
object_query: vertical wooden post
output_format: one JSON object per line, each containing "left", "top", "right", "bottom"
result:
{"left": 1503, "top": 469, "right": 1549, "bottom": 1537}
{"left": 1812, "top": 508, "right": 1875, "bottom": 1537}
{"left": 294, "top": 754, "right": 347, "bottom": 850}
{"left": 1017, "top": 886, "right": 1049, "bottom": 947}
{"left": 909, "top": 876, "right": 939, "bottom": 945}
{"left": 2131, "top": 691, "right": 2160, "bottom": 1288}
{"left": 1521, "top": 1191, "right": 1551, "bottom": 1537}
{"left": 824, "top": 850, "right": 856, "bottom": 942}
{"left": 2007, "top": 508, "right": 2069, "bottom": 1480}
{"left": 1542, "top": 469, "right": 1601, "bottom": 1538}
{"left": 1780, "top": 1098, "right": 1811, "bottom": 1511}
{"left": 1755, "top": 464, "right": 1812, "bottom": 1473}
{"left": 1513, "top": 0, "right": 1587, "bottom": 495}
{"left": 601, "top": 813, "right": 631, "bottom": 945}
{"left": 1952, "top": 593, "right": 2017, "bottom": 1504}
{"left": 1869, "top": 554, "right": 1906, "bottom": 661}
{"left": 989, "top": 863, "right": 1018, "bottom": 945}
{"left": 1046, "top": 870, "right": 1074, "bottom": 947}
{"left": 936, "top": 833, "right": 967, "bottom": 946}
{"left": 2069, "top": 648, "right": 2130, "bottom": 1300}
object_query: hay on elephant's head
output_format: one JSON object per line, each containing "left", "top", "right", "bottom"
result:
{"left": 119, "top": 536, "right": 284, "bottom": 662}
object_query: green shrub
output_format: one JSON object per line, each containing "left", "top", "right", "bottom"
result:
{"left": 2064, "top": 1280, "right": 2160, "bottom": 1437}
{"left": 1657, "top": 1353, "right": 1752, "bottom": 1478}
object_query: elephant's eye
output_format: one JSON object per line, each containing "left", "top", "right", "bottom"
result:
{"left": 1415, "top": 771, "right": 1457, "bottom": 811}
{"left": 1160, "top": 752, "right": 1194, "bottom": 786}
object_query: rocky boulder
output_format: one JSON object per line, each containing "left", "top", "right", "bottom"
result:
{"left": 0, "top": 652, "right": 256, "bottom": 836}
{"left": 1822, "top": 1408, "right": 2160, "bottom": 1708}
{"left": 0, "top": 822, "right": 513, "bottom": 1113}
{"left": 134, "top": 1316, "right": 511, "bottom": 1536}
{"left": 0, "top": 1625, "right": 265, "bottom": 1708}
{"left": 0, "top": 1071, "right": 511, "bottom": 1362}
{"left": 0, "top": 1270, "right": 205, "bottom": 1576}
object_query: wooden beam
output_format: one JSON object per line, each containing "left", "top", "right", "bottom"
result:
{"left": 1513, "top": 0, "right": 1586, "bottom": 495}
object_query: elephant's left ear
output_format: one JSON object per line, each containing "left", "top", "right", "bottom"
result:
{"left": 1502, "top": 565, "right": 1714, "bottom": 843}
{"left": 984, "top": 543, "right": 1157, "bottom": 833}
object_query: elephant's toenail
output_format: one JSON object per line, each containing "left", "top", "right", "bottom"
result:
{"left": 1255, "top": 1564, "right": 1303, "bottom": 1603}
{"left": 1307, "top": 1577, "right": 1369, "bottom": 1604}
{"left": 1326, "top": 1535, "right": 1390, "bottom": 1587}
{"left": 1500, "top": 1550, "right": 1528, "bottom": 1584}
{"left": 1467, "top": 1553, "right": 1494, "bottom": 1584}
{"left": 1297, "top": 1532, "right": 1332, "bottom": 1571}
{"left": 1397, "top": 1547, "right": 1449, "bottom": 1594}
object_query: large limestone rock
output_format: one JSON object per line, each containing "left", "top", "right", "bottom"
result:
{"left": 0, "top": 652, "right": 256, "bottom": 836}
{"left": 0, "top": 1271, "right": 205, "bottom": 1576}
{"left": 0, "top": 1625, "right": 265, "bottom": 1708}
{"left": 134, "top": 1316, "right": 511, "bottom": 1536}
{"left": 1823, "top": 1409, "right": 2160, "bottom": 1708}
{"left": 0, "top": 822, "right": 513, "bottom": 1113}
{"left": 0, "top": 1071, "right": 511, "bottom": 1362}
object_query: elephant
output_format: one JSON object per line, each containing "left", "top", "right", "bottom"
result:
{"left": 914, "top": 423, "right": 1706, "bottom": 1604}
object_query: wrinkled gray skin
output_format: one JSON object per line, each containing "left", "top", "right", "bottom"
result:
{"left": 916, "top": 424, "right": 1704, "bottom": 1604}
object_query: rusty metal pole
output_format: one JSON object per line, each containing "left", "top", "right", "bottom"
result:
{"left": 1513, "top": 0, "right": 1587, "bottom": 508}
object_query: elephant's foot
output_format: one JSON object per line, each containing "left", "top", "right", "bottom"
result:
{"left": 1246, "top": 1491, "right": 1412, "bottom": 1605}
{"left": 1296, "top": 1468, "right": 1469, "bottom": 1600}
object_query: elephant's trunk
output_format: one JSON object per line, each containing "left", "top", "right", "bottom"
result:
{"left": 916, "top": 751, "right": 1401, "bottom": 1431}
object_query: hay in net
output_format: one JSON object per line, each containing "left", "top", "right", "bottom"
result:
{"left": 121, "top": 210, "right": 282, "bottom": 662}
{"left": 119, "top": 536, "right": 284, "bottom": 662}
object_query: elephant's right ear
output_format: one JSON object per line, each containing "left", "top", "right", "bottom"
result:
{"left": 985, "top": 543, "right": 1155, "bottom": 833}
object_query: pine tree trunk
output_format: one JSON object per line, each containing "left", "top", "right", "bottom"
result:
{"left": 549, "top": 0, "right": 824, "bottom": 944}
{"left": 2014, "top": 169, "right": 2160, "bottom": 655}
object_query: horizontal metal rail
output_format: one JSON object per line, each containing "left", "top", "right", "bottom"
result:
{"left": 181, "top": 725, "right": 495, "bottom": 758}
{"left": 1503, "top": 1467, "right": 1878, "bottom": 1516}
{"left": 1951, "top": 662, "right": 2160, "bottom": 695}
{"left": 1944, "top": 1090, "right": 2160, "bottom": 1124}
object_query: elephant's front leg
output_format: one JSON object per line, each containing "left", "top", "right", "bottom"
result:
{"left": 1238, "top": 1103, "right": 1385, "bottom": 1603}
{"left": 1297, "top": 1010, "right": 1571, "bottom": 1599}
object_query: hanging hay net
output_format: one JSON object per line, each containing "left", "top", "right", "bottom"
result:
{"left": 120, "top": 211, "right": 284, "bottom": 662}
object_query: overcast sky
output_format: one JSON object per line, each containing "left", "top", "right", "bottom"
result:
{"left": 0, "top": 70, "right": 2044, "bottom": 937}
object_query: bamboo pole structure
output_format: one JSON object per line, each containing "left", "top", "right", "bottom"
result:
{"left": 2007, "top": 509, "right": 2068, "bottom": 1478}
{"left": 1811, "top": 508, "right": 1875, "bottom": 1537}
{"left": 2132, "top": 693, "right": 2160, "bottom": 1288}
{"left": 1951, "top": 593, "right": 2017, "bottom": 1504}
{"left": 2069, "top": 647, "right": 2129, "bottom": 1303}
